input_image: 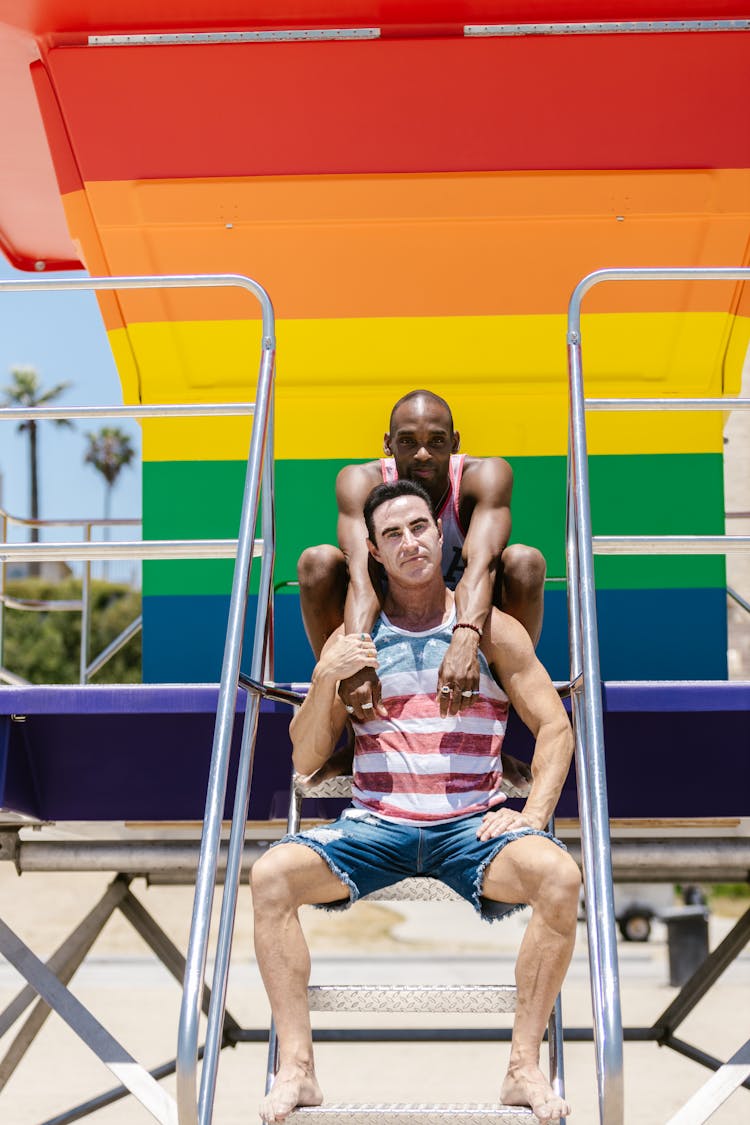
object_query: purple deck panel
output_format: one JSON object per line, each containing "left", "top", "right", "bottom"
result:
{"left": 0, "top": 683, "right": 747, "bottom": 822}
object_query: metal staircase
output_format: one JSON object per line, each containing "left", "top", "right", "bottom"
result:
{"left": 175, "top": 265, "right": 749, "bottom": 1125}
{"left": 260, "top": 771, "right": 565, "bottom": 1125}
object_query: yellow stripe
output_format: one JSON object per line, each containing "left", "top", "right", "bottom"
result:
{"left": 113, "top": 311, "right": 740, "bottom": 460}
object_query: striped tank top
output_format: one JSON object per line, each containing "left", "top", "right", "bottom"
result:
{"left": 380, "top": 454, "right": 467, "bottom": 589}
{"left": 351, "top": 607, "right": 509, "bottom": 825}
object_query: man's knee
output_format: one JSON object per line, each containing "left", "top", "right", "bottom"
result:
{"left": 251, "top": 847, "right": 302, "bottom": 913}
{"left": 529, "top": 847, "right": 581, "bottom": 919}
{"left": 297, "top": 544, "right": 346, "bottom": 592}
{"left": 502, "top": 544, "right": 546, "bottom": 593}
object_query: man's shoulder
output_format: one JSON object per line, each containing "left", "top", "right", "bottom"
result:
{"left": 458, "top": 455, "right": 513, "bottom": 502}
{"left": 336, "top": 460, "right": 383, "bottom": 503}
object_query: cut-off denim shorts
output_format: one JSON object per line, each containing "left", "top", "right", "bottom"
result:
{"left": 276, "top": 807, "right": 566, "bottom": 923}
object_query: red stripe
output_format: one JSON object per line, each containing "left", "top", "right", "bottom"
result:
{"left": 383, "top": 693, "right": 508, "bottom": 720}
{"left": 354, "top": 770, "right": 503, "bottom": 794}
{"left": 45, "top": 34, "right": 750, "bottom": 181}
{"left": 355, "top": 798, "right": 493, "bottom": 823}
{"left": 356, "top": 732, "right": 503, "bottom": 756}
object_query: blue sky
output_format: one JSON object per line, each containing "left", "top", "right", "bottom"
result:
{"left": 0, "top": 256, "right": 142, "bottom": 534}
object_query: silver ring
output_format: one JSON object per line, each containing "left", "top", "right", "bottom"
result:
{"left": 461, "top": 690, "right": 473, "bottom": 698}
{"left": 361, "top": 702, "right": 374, "bottom": 710}
{"left": 345, "top": 705, "right": 355, "bottom": 714}
{"left": 360, "top": 633, "right": 367, "bottom": 640}
{"left": 440, "top": 685, "right": 452, "bottom": 695}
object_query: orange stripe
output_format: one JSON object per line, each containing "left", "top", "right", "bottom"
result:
{"left": 65, "top": 169, "right": 750, "bottom": 331}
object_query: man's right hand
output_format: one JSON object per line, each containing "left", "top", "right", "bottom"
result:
{"left": 339, "top": 665, "right": 387, "bottom": 721}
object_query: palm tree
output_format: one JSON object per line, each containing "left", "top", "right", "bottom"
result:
{"left": 1, "top": 366, "right": 72, "bottom": 568}
{"left": 84, "top": 425, "right": 136, "bottom": 535}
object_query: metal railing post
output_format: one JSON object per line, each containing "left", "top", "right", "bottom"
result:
{"left": 566, "top": 263, "right": 750, "bottom": 1125}
{"left": 0, "top": 511, "right": 6, "bottom": 669}
{"left": 566, "top": 331, "right": 624, "bottom": 1125}
{"left": 194, "top": 345, "right": 276, "bottom": 1125}
{"left": 0, "top": 273, "right": 276, "bottom": 1125}
{"left": 79, "top": 524, "right": 92, "bottom": 685}
{"left": 175, "top": 295, "right": 276, "bottom": 1125}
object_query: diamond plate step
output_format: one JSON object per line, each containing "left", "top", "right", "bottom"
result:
{"left": 296, "top": 775, "right": 529, "bottom": 801}
{"left": 307, "top": 985, "right": 517, "bottom": 1013}
{"left": 296, "top": 776, "right": 353, "bottom": 799}
{"left": 365, "top": 878, "right": 461, "bottom": 902}
{"left": 287, "top": 1104, "right": 536, "bottom": 1124}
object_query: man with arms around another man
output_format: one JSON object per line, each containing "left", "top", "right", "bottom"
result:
{"left": 252, "top": 479, "right": 580, "bottom": 1124}
{"left": 297, "top": 389, "right": 547, "bottom": 721}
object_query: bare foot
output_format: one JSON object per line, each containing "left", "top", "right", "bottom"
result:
{"left": 259, "top": 1065, "right": 323, "bottom": 1123}
{"left": 501, "top": 1065, "right": 570, "bottom": 1123}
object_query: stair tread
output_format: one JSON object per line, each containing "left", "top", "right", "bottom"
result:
{"left": 287, "top": 1104, "right": 537, "bottom": 1123}
{"left": 307, "top": 984, "right": 516, "bottom": 1013}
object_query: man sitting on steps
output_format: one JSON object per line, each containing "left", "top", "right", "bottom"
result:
{"left": 251, "top": 479, "right": 580, "bottom": 1124}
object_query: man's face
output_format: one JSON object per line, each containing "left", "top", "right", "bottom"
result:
{"left": 384, "top": 398, "right": 460, "bottom": 497}
{"left": 368, "top": 495, "right": 443, "bottom": 585}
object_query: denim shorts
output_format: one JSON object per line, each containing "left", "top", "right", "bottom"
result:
{"left": 276, "top": 808, "right": 565, "bottom": 923}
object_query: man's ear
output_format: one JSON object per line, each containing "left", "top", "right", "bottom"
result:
{"left": 436, "top": 517, "right": 444, "bottom": 545}
{"left": 452, "top": 430, "right": 461, "bottom": 453}
{"left": 366, "top": 537, "right": 381, "bottom": 564}
{"left": 383, "top": 432, "right": 392, "bottom": 456}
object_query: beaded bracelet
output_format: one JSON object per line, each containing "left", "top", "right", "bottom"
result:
{"left": 452, "top": 622, "right": 482, "bottom": 638}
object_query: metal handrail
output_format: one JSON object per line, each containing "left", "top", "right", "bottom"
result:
{"left": 0, "top": 539, "right": 255, "bottom": 561}
{"left": 592, "top": 536, "right": 750, "bottom": 555}
{"left": 728, "top": 586, "right": 750, "bottom": 616}
{"left": 0, "top": 366, "right": 258, "bottom": 686}
{"left": 0, "top": 402, "right": 254, "bottom": 421}
{"left": 85, "top": 614, "right": 143, "bottom": 681}
{"left": 0, "top": 272, "right": 276, "bottom": 1125}
{"left": 585, "top": 397, "right": 750, "bottom": 411}
{"left": 566, "top": 264, "right": 750, "bottom": 1125}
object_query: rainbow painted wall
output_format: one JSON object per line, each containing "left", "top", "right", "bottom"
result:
{"left": 33, "top": 27, "right": 750, "bottom": 682}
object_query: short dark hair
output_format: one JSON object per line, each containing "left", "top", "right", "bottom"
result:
{"left": 388, "top": 389, "right": 454, "bottom": 436}
{"left": 363, "top": 480, "right": 435, "bottom": 542}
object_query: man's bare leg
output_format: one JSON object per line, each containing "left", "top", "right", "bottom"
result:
{"left": 498, "top": 544, "right": 547, "bottom": 647}
{"left": 297, "top": 544, "right": 348, "bottom": 657}
{"left": 251, "top": 842, "right": 352, "bottom": 1123}
{"left": 482, "top": 835, "right": 581, "bottom": 1122}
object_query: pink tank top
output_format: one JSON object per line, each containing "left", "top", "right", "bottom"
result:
{"left": 380, "top": 454, "right": 468, "bottom": 590}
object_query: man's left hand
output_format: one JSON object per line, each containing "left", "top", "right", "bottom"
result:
{"left": 436, "top": 631, "right": 481, "bottom": 716}
{"left": 477, "top": 806, "right": 542, "bottom": 841}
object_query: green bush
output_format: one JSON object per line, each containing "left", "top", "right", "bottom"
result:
{"left": 2, "top": 578, "right": 141, "bottom": 683}
{"left": 709, "top": 883, "right": 750, "bottom": 899}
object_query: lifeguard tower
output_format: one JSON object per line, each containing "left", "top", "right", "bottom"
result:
{"left": 0, "top": 4, "right": 748, "bottom": 1124}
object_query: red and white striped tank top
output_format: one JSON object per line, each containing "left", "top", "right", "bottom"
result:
{"left": 351, "top": 607, "right": 509, "bottom": 825}
{"left": 380, "top": 454, "right": 468, "bottom": 590}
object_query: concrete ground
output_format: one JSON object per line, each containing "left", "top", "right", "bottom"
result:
{"left": 0, "top": 868, "right": 748, "bottom": 1125}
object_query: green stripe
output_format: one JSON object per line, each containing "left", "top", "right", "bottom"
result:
{"left": 142, "top": 453, "right": 725, "bottom": 596}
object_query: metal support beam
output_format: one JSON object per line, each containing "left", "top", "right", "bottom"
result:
{"left": 117, "top": 890, "right": 242, "bottom": 1036}
{"left": 37, "top": 1049, "right": 205, "bottom": 1125}
{"left": 664, "top": 1038, "right": 750, "bottom": 1094}
{"left": 653, "top": 905, "right": 750, "bottom": 1036}
{"left": 7, "top": 837, "right": 750, "bottom": 882}
{"left": 0, "top": 877, "right": 131, "bottom": 1088}
{"left": 0, "top": 917, "right": 177, "bottom": 1124}
{"left": 665, "top": 1038, "right": 750, "bottom": 1124}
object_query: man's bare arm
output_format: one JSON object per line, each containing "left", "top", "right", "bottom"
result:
{"left": 336, "top": 463, "right": 381, "bottom": 635}
{"left": 477, "top": 610, "right": 573, "bottom": 837}
{"left": 289, "top": 631, "right": 378, "bottom": 777}
{"left": 334, "top": 463, "right": 387, "bottom": 719}
{"left": 437, "top": 457, "right": 513, "bottom": 716}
